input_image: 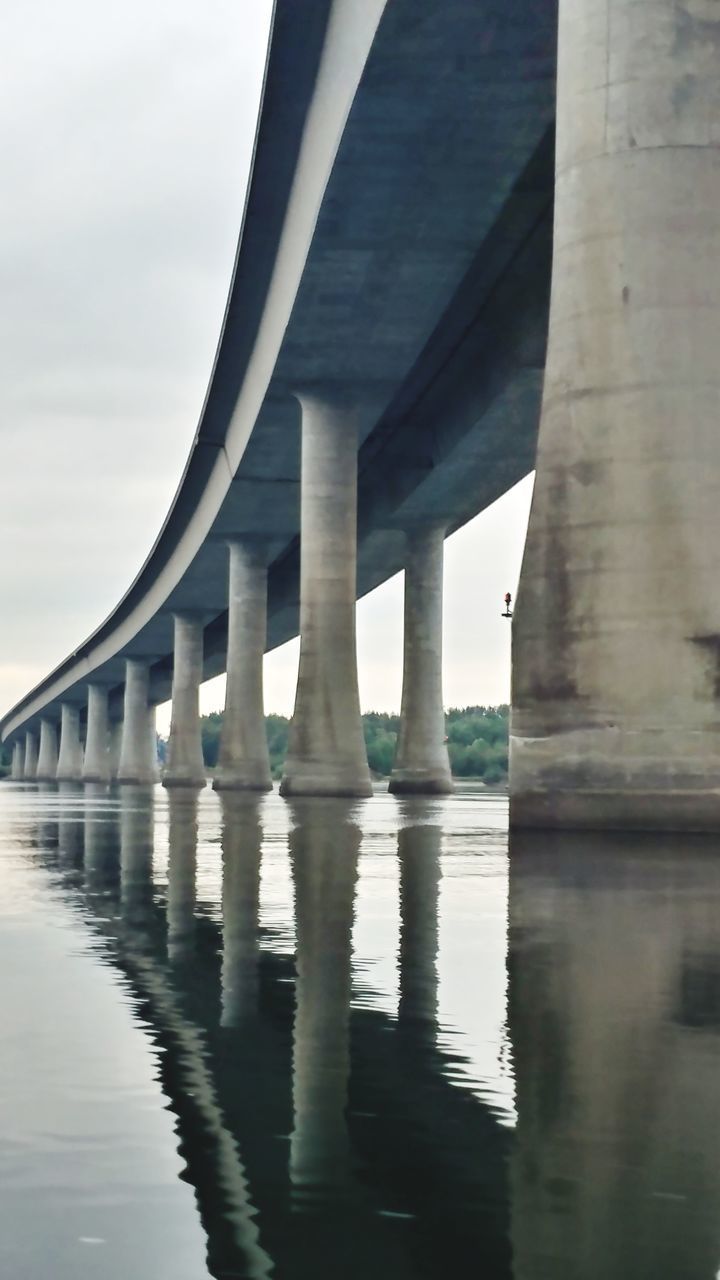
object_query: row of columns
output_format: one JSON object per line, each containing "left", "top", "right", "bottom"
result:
{"left": 9, "top": 397, "right": 454, "bottom": 797}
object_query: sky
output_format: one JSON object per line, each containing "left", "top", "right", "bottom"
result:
{"left": 0, "top": 0, "right": 534, "bottom": 734}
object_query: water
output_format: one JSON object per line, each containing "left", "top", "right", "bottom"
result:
{"left": 0, "top": 782, "right": 719, "bottom": 1278}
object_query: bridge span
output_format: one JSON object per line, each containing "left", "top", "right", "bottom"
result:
{"left": 4, "top": 0, "right": 720, "bottom": 831}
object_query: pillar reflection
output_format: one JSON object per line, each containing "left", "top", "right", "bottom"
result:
{"left": 166, "top": 790, "right": 198, "bottom": 963}
{"left": 220, "top": 794, "right": 264, "bottom": 1028}
{"left": 288, "top": 798, "right": 361, "bottom": 1208}
{"left": 57, "top": 781, "right": 84, "bottom": 868}
{"left": 508, "top": 831, "right": 720, "bottom": 1280}
{"left": 396, "top": 805, "right": 442, "bottom": 1031}
{"left": 119, "top": 786, "right": 155, "bottom": 930}
{"left": 83, "top": 784, "right": 120, "bottom": 899}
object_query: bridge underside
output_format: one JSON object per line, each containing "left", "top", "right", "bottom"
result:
{"left": 1, "top": 0, "right": 557, "bottom": 738}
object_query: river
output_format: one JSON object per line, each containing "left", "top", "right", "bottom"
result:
{"left": 0, "top": 781, "right": 718, "bottom": 1278}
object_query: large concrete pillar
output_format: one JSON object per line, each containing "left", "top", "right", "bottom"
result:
{"left": 83, "top": 684, "right": 110, "bottom": 782}
{"left": 214, "top": 541, "right": 272, "bottom": 793}
{"left": 11, "top": 741, "right": 23, "bottom": 780}
{"left": 389, "top": 527, "right": 453, "bottom": 795}
{"left": 511, "top": 0, "right": 720, "bottom": 831}
{"left": 281, "top": 396, "right": 371, "bottom": 798}
{"left": 23, "top": 731, "right": 38, "bottom": 780}
{"left": 118, "top": 659, "right": 157, "bottom": 785}
{"left": 56, "top": 704, "right": 83, "bottom": 782}
{"left": 36, "top": 718, "right": 59, "bottom": 782}
{"left": 163, "top": 613, "right": 206, "bottom": 789}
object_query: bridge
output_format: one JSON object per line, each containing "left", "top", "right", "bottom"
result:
{"left": 3, "top": 0, "right": 719, "bottom": 831}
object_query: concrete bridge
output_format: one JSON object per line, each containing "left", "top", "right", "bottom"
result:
{"left": 3, "top": 0, "right": 720, "bottom": 830}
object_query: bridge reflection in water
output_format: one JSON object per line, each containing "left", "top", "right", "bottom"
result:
{"left": 11, "top": 787, "right": 720, "bottom": 1279}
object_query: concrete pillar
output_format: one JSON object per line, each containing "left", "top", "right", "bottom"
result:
{"left": 118, "top": 660, "right": 157, "bottom": 785}
{"left": 11, "top": 742, "right": 23, "bottom": 780}
{"left": 220, "top": 794, "right": 263, "bottom": 1027}
{"left": 163, "top": 613, "right": 206, "bottom": 788}
{"left": 214, "top": 542, "right": 272, "bottom": 793}
{"left": 83, "top": 684, "right": 110, "bottom": 782}
{"left": 56, "top": 704, "right": 83, "bottom": 782}
{"left": 23, "top": 731, "right": 38, "bottom": 780}
{"left": 108, "top": 720, "right": 123, "bottom": 781}
{"left": 166, "top": 790, "right": 198, "bottom": 963}
{"left": 281, "top": 396, "right": 371, "bottom": 798}
{"left": 511, "top": 0, "right": 720, "bottom": 832}
{"left": 389, "top": 527, "right": 453, "bottom": 795}
{"left": 288, "top": 799, "right": 360, "bottom": 1205}
{"left": 35, "top": 719, "right": 58, "bottom": 782}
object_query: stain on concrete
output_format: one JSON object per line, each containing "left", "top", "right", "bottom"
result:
{"left": 690, "top": 634, "right": 720, "bottom": 699}
{"left": 673, "top": 3, "right": 720, "bottom": 56}
{"left": 672, "top": 72, "right": 697, "bottom": 115}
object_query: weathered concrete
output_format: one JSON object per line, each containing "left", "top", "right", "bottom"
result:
{"left": 56, "top": 704, "right": 83, "bottom": 782}
{"left": 36, "top": 718, "right": 59, "bottom": 782}
{"left": 281, "top": 397, "right": 372, "bottom": 798}
{"left": 390, "top": 528, "right": 453, "bottom": 795}
{"left": 11, "top": 741, "right": 23, "bottom": 780}
{"left": 83, "top": 684, "right": 111, "bottom": 783}
{"left": 511, "top": 0, "right": 720, "bottom": 831}
{"left": 214, "top": 542, "right": 272, "bottom": 793}
{"left": 118, "top": 660, "right": 158, "bottom": 785}
{"left": 164, "top": 614, "right": 206, "bottom": 789}
{"left": 23, "top": 731, "right": 38, "bottom": 780}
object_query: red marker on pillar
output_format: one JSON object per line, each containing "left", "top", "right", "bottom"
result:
{"left": 502, "top": 592, "right": 513, "bottom": 619}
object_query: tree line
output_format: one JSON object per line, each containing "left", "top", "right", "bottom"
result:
{"left": 0, "top": 705, "right": 510, "bottom": 783}
{"left": 197, "top": 705, "right": 509, "bottom": 783}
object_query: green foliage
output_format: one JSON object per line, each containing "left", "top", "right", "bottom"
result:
{"left": 190, "top": 704, "right": 508, "bottom": 782}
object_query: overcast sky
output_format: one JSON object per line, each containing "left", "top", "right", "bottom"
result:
{"left": 0, "top": 0, "right": 533, "bottom": 733}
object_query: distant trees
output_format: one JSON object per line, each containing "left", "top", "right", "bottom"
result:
{"left": 188, "top": 705, "right": 509, "bottom": 783}
{"left": 446, "top": 705, "right": 509, "bottom": 783}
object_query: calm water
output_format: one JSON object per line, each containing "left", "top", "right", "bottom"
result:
{"left": 0, "top": 782, "right": 719, "bottom": 1278}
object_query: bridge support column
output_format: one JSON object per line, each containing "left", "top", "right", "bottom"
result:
{"left": 281, "top": 396, "right": 371, "bottom": 798}
{"left": 163, "top": 614, "right": 206, "bottom": 788}
{"left": 108, "top": 720, "right": 123, "bottom": 781}
{"left": 118, "top": 660, "right": 157, "bottom": 785}
{"left": 83, "top": 685, "right": 110, "bottom": 782}
{"left": 36, "top": 718, "right": 59, "bottom": 782}
{"left": 11, "top": 742, "right": 23, "bottom": 780}
{"left": 56, "top": 705, "right": 83, "bottom": 782}
{"left": 510, "top": 0, "right": 720, "bottom": 831}
{"left": 213, "top": 541, "right": 272, "bottom": 792}
{"left": 389, "top": 527, "right": 453, "bottom": 795}
{"left": 23, "top": 731, "right": 38, "bottom": 780}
